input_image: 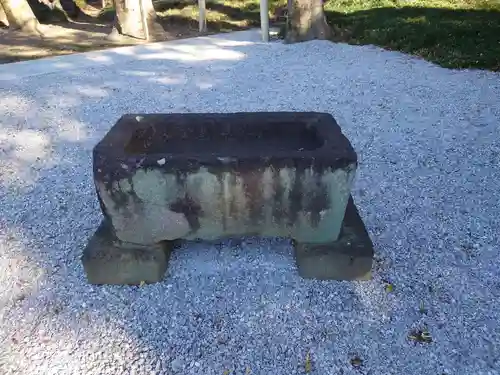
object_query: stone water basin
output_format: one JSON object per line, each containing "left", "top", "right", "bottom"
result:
{"left": 83, "top": 112, "right": 373, "bottom": 284}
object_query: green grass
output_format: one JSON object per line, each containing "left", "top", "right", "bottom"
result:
{"left": 164, "top": 0, "right": 500, "bottom": 71}
{"left": 323, "top": 0, "right": 500, "bottom": 70}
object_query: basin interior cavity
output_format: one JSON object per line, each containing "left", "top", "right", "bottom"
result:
{"left": 123, "top": 114, "right": 324, "bottom": 156}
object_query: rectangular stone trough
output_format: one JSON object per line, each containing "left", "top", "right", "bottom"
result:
{"left": 82, "top": 112, "right": 374, "bottom": 284}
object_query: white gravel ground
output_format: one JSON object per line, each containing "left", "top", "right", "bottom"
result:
{"left": 1, "top": 29, "right": 500, "bottom": 375}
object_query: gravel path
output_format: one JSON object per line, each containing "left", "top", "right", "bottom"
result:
{"left": 1, "top": 29, "right": 500, "bottom": 375}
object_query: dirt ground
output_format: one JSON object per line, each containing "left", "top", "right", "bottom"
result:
{"left": 0, "top": 2, "right": 237, "bottom": 64}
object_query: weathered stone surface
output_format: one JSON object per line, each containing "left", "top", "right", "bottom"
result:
{"left": 83, "top": 112, "right": 375, "bottom": 284}
{"left": 81, "top": 220, "right": 172, "bottom": 285}
{"left": 93, "top": 112, "right": 358, "bottom": 246}
{"left": 112, "top": 0, "right": 166, "bottom": 41}
{"left": 294, "top": 196, "right": 374, "bottom": 280}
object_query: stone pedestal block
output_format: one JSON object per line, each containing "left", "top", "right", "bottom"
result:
{"left": 82, "top": 221, "right": 172, "bottom": 285}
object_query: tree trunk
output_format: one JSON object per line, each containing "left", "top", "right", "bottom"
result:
{"left": 0, "top": 0, "right": 41, "bottom": 33}
{"left": 57, "top": 0, "right": 81, "bottom": 19}
{"left": 31, "top": 0, "right": 78, "bottom": 23}
{"left": 285, "top": 0, "right": 332, "bottom": 43}
{"left": 0, "top": 1, "right": 9, "bottom": 26}
{"left": 110, "top": 0, "right": 165, "bottom": 42}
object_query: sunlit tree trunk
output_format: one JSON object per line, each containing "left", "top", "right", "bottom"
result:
{"left": 110, "top": 0, "right": 165, "bottom": 41}
{"left": 57, "top": 0, "right": 80, "bottom": 19}
{"left": 34, "top": 0, "right": 80, "bottom": 21}
{"left": 285, "top": 0, "right": 332, "bottom": 43}
{"left": 0, "top": 1, "right": 9, "bottom": 26}
{"left": 0, "top": 0, "right": 41, "bottom": 33}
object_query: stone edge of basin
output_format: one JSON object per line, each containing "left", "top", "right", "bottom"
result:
{"left": 81, "top": 195, "right": 374, "bottom": 285}
{"left": 92, "top": 112, "right": 358, "bottom": 188}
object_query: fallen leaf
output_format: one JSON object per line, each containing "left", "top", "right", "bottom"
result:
{"left": 421, "top": 331, "right": 432, "bottom": 342}
{"left": 419, "top": 300, "right": 428, "bottom": 314}
{"left": 305, "top": 350, "right": 312, "bottom": 373}
{"left": 408, "top": 328, "right": 433, "bottom": 343}
{"left": 350, "top": 355, "right": 363, "bottom": 368}
{"left": 385, "top": 283, "right": 394, "bottom": 293}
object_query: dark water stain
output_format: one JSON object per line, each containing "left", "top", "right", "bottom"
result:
{"left": 215, "top": 172, "right": 227, "bottom": 231}
{"left": 126, "top": 174, "right": 144, "bottom": 207}
{"left": 305, "top": 172, "right": 330, "bottom": 227}
{"left": 272, "top": 168, "right": 286, "bottom": 224}
{"left": 174, "top": 169, "right": 187, "bottom": 188}
{"left": 288, "top": 166, "right": 304, "bottom": 226}
{"left": 106, "top": 183, "right": 129, "bottom": 210}
{"left": 241, "top": 169, "right": 264, "bottom": 226}
{"left": 228, "top": 173, "right": 239, "bottom": 221}
{"left": 169, "top": 194, "right": 202, "bottom": 232}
